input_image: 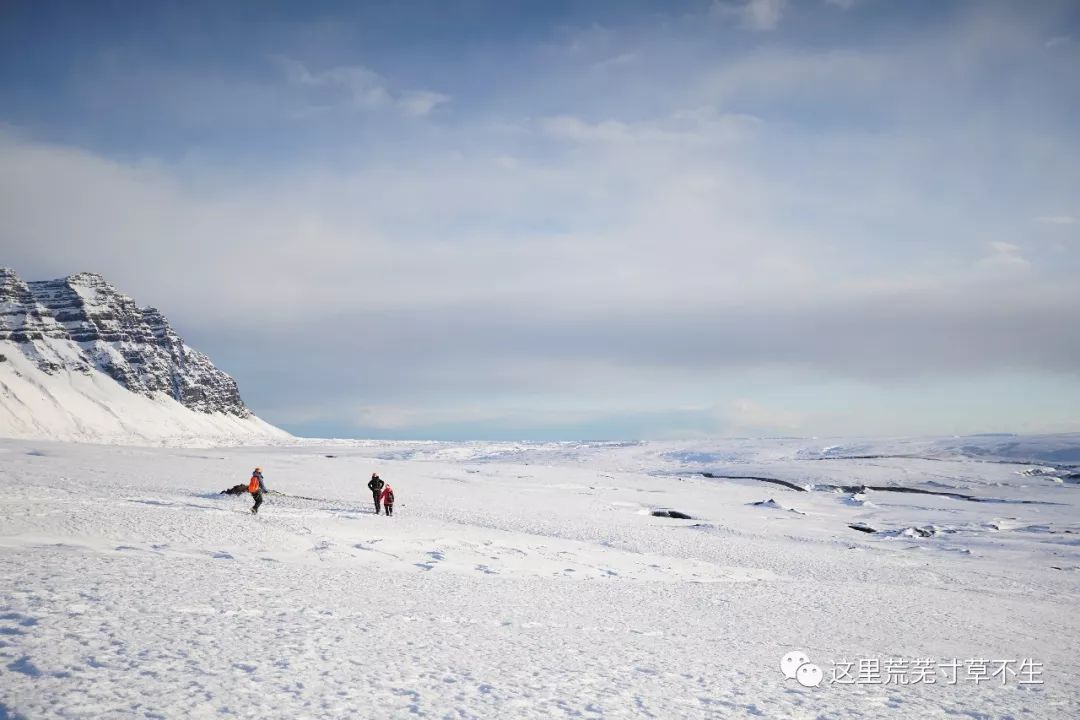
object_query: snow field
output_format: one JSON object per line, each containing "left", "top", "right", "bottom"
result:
{"left": 1, "top": 438, "right": 1078, "bottom": 718}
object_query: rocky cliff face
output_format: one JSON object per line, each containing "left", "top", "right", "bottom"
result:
{"left": 0, "top": 267, "right": 251, "bottom": 417}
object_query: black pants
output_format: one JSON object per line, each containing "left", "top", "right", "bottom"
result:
{"left": 372, "top": 490, "right": 381, "bottom": 514}
{"left": 384, "top": 503, "right": 393, "bottom": 516}
{"left": 252, "top": 490, "right": 263, "bottom": 514}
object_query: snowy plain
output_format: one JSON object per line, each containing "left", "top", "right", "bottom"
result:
{"left": 1, "top": 434, "right": 1078, "bottom": 719}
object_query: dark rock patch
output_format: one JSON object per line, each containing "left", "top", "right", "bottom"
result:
{"left": 702, "top": 473, "right": 806, "bottom": 492}
{"left": 703, "top": 472, "right": 1065, "bottom": 506}
{"left": 651, "top": 509, "right": 693, "bottom": 520}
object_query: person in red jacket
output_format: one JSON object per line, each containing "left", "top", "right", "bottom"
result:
{"left": 248, "top": 467, "right": 267, "bottom": 515}
{"left": 380, "top": 484, "right": 395, "bottom": 516}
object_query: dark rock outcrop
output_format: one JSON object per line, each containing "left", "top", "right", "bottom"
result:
{"left": 0, "top": 267, "right": 67, "bottom": 343}
{"left": 0, "top": 267, "right": 251, "bottom": 417}
{"left": 651, "top": 509, "right": 693, "bottom": 520}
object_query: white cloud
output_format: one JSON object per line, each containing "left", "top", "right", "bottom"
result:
{"left": 275, "top": 56, "right": 449, "bottom": 117}
{"left": 1035, "top": 215, "right": 1077, "bottom": 225}
{"left": 741, "top": 0, "right": 788, "bottom": 31}
{"left": 978, "top": 241, "right": 1030, "bottom": 272}
{"left": 540, "top": 116, "right": 634, "bottom": 143}
{"left": 539, "top": 110, "right": 760, "bottom": 147}
{"left": 398, "top": 90, "right": 451, "bottom": 117}
{"left": 591, "top": 52, "right": 639, "bottom": 71}
{"left": 4, "top": 124, "right": 1075, "bottom": 380}
{"left": 710, "top": 0, "right": 787, "bottom": 31}
{"left": 700, "top": 47, "right": 886, "bottom": 106}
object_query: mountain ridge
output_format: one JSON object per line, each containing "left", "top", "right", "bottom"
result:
{"left": 0, "top": 267, "right": 287, "bottom": 444}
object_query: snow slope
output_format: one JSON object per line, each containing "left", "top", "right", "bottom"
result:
{"left": 1, "top": 436, "right": 1078, "bottom": 718}
{"left": 0, "top": 340, "right": 288, "bottom": 445}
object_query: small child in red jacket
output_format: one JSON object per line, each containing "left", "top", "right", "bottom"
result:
{"left": 380, "top": 485, "right": 395, "bottom": 516}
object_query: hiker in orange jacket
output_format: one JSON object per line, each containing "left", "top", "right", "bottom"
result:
{"left": 380, "top": 484, "right": 395, "bottom": 516}
{"left": 248, "top": 467, "right": 267, "bottom": 515}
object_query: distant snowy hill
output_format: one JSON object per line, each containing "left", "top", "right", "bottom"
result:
{"left": 0, "top": 267, "right": 288, "bottom": 444}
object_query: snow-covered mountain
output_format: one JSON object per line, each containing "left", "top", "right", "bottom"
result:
{"left": 0, "top": 267, "right": 288, "bottom": 444}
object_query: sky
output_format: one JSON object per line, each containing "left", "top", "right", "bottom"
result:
{"left": 1, "top": 0, "right": 1078, "bottom": 440}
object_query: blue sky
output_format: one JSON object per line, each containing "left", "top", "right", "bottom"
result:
{"left": 2, "top": 0, "right": 1079, "bottom": 440}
